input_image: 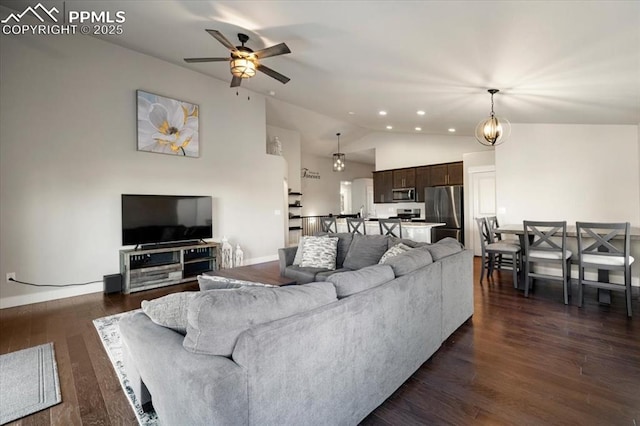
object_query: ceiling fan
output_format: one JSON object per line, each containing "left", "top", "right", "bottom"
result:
{"left": 184, "top": 30, "right": 291, "bottom": 88}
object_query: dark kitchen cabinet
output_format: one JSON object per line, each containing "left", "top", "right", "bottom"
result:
{"left": 392, "top": 168, "right": 416, "bottom": 189}
{"left": 415, "top": 166, "right": 431, "bottom": 202}
{"left": 447, "top": 162, "right": 463, "bottom": 185}
{"left": 429, "top": 162, "right": 463, "bottom": 186}
{"left": 373, "top": 170, "right": 393, "bottom": 204}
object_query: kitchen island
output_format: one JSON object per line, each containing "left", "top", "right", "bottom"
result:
{"left": 336, "top": 219, "right": 445, "bottom": 243}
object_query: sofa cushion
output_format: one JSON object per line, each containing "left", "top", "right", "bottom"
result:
{"left": 183, "top": 282, "right": 338, "bottom": 357}
{"left": 314, "top": 232, "right": 353, "bottom": 268}
{"left": 342, "top": 234, "right": 390, "bottom": 270}
{"left": 315, "top": 267, "right": 352, "bottom": 281}
{"left": 300, "top": 236, "right": 339, "bottom": 269}
{"left": 388, "top": 237, "right": 428, "bottom": 249}
{"left": 197, "top": 274, "right": 276, "bottom": 291}
{"left": 284, "top": 265, "right": 329, "bottom": 284}
{"left": 327, "top": 264, "right": 395, "bottom": 298}
{"left": 424, "top": 237, "right": 464, "bottom": 260}
{"left": 379, "top": 243, "right": 412, "bottom": 264}
{"left": 141, "top": 292, "right": 198, "bottom": 335}
{"left": 384, "top": 247, "right": 434, "bottom": 277}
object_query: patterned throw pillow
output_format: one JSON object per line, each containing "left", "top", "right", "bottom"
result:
{"left": 379, "top": 243, "right": 412, "bottom": 264}
{"left": 197, "top": 275, "right": 276, "bottom": 290}
{"left": 293, "top": 235, "right": 328, "bottom": 265}
{"left": 299, "top": 236, "right": 339, "bottom": 270}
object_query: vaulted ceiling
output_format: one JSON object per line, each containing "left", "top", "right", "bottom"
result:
{"left": 3, "top": 1, "right": 639, "bottom": 163}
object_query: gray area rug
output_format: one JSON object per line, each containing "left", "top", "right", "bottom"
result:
{"left": 0, "top": 342, "right": 61, "bottom": 425}
{"left": 93, "top": 311, "right": 157, "bottom": 426}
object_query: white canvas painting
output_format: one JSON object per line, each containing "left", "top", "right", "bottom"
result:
{"left": 137, "top": 90, "right": 199, "bottom": 157}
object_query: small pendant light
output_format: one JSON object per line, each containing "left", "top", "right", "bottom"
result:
{"left": 475, "top": 89, "right": 511, "bottom": 146}
{"left": 333, "top": 132, "right": 345, "bottom": 172}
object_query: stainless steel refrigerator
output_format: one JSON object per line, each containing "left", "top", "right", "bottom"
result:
{"left": 424, "top": 186, "right": 464, "bottom": 245}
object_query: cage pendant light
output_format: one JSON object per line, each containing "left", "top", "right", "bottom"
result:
{"left": 475, "top": 89, "right": 511, "bottom": 146}
{"left": 333, "top": 132, "right": 345, "bottom": 172}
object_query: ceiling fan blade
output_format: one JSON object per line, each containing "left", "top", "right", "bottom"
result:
{"left": 184, "top": 57, "right": 230, "bottom": 63}
{"left": 206, "top": 29, "right": 237, "bottom": 52}
{"left": 257, "top": 64, "right": 290, "bottom": 84}
{"left": 230, "top": 76, "right": 242, "bottom": 87}
{"left": 253, "top": 42, "right": 291, "bottom": 59}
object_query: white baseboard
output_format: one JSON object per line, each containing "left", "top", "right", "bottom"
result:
{"left": 0, "top": 255, "right": 280, "bottom": 309}
{"left": 0, "top": 282, "right": 103, "bottom": 309}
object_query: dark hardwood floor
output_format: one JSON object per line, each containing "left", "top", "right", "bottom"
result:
{"left": 1, "top": 258, "right": 638, "bottom": 425}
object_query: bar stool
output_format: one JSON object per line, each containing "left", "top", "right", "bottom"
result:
{"left": 476, "top": 217, "right": 521, "bottom": 287}
{"left": 523, "top": 221, "right": 572, "bottom": 304}
{"left": 320, "top": 216, "right": 337, "bottom": 233}
{"left": 379, "top": 218, "right": 402, "bottom": 238}
{"left": 346, "top": 217, "right": 366, "bottom": 234}
{"left": 576, "top": 222, "right": 634, "bottom": 317}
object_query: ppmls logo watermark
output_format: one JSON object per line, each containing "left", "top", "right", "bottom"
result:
{"left": 2, "top": 2, "right": 126, "bottom": 36}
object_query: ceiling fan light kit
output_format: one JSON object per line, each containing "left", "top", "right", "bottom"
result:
{"left": 475, "top": 89, "right": 511, "bottom": 147}
{"left": 333, "top": 132, "right": 345, "bottom": 172}
{"left": 184, "top": 30, "right": 291, "bottom": 88}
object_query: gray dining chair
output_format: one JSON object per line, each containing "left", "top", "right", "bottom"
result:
{"left": 379, "top": 218, "right": 402, "bottom": 238}
{"left": 576, "top": 222, "right": 634, "bottom": 317}
{"left": 320, "top": 216, "right": 337, "bottom": 233}
{"left": 476, "top": 217, "right": 521, "bottom": 287}
{"left": 346, "top": 217, "right": 366, "bottom": 235}
{"left": 523, "top": 220, "right": 572, "bottom": 304}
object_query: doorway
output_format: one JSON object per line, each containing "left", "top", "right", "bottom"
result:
{"left": 468, "top": 166, "right": 496, "bottom": 256}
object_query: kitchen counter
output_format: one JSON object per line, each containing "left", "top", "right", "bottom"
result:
{"left": 336, "top": 219, "right": 445, "bottom": 243}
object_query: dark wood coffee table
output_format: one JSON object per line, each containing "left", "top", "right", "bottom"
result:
{"left": 205, "top": 261, "right": 296, "bottom": 286}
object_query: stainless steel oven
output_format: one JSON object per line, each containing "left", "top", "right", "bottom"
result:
{"left": 392, "top": 188, "right": 415, "bottom": 202}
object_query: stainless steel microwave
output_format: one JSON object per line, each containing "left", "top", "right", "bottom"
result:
{"left": 392, "top": 188, "right": 415, "bottom": 202}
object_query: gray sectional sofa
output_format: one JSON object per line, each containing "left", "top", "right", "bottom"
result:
{"left": 119, "top": 236, "right": 474, "bottom": 425}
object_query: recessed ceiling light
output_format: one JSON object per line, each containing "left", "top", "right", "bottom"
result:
{"left": 348, "top": 111, "right": 355, "bottom": 115}
{"left": 379, "top": 111, "right": 387, "bottom": 116}
{"left": 417, "top": 110, "right": 426, "bottom": 116}
{"left": 448, "top": 128, "right": 456, "bottom": 133}
{"left": 415, "top": 127, "right": 422, "bottom": 131}
{"left": 269, "top": 90, "right": 276, "bottom": 96}
{"left": 386, "top": 125, "right": 393, "bottom": 130}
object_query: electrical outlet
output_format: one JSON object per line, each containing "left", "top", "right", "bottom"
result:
{"left": 6, "top": 272, "right": 16, "bottom": 283}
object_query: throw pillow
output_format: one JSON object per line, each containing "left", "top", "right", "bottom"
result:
{"left": 327, "top": 264, "right": 395, "bottom": 298}
{"left": 342, "top": 234, "right": 390, "bottom": 270}
{"left": 299, "top": 236, "right": 339, "bottom": 270}
{"left": 197, "top": 274, "right": 276, "bottom": 291}
{"left": 183, "top": 282, "right": 338, "bottom": 357}
{"left": 293, "top": 235, "right": 328, "bottom": 265}
{"left": 141, "top": 292, "right": 198, "bottom": 335}
{"left": 379, "top": 243, "right": 412, "bottom": 264}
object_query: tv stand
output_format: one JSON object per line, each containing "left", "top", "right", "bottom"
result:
{"left": 120, "top": 241, "right": 220, "bottom": 293}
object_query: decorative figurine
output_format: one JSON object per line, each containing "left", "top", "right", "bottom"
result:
{"left": 234, "top": 244, "right": 244, "bottom": 267}
{"left": 269, "top": 136, "right": 282, "bottom": 156}
{"left": 221, "top": 237, "right": 232, "bottom": 269}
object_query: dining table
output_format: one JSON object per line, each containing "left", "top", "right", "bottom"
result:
{"left": 495, "top": 224, "right": 640, "bottom": 304}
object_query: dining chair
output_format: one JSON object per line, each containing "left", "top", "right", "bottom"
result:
{"left": 476, "top": 217, "right": 521, "bottom": 287}
{"left": 576, "top": 222, "right": 634, "bottom": 317}
{"left": 320, "top": 216, "right": 337, "bottom": 233}
{"left": 346, "top": 217, "right": 366, "bottom": 235}
{"left": 523, "top": 221, "right": 572, "bottom": 304}
{"left": 379, "top": 218, "right": 403, "bottom": 238}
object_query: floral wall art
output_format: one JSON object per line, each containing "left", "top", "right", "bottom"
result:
{"left": 137, "top": 90, "right": 199, "bottom": 157}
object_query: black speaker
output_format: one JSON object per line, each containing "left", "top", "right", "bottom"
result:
{"left": 103, "top": 273, "right": 122, "bottom": 294}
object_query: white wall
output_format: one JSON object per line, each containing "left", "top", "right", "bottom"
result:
{"left": 495, "top": 124, "right": 639, "bottom": 225}
{"left": 267, "top": 125, "right": 301, "bottom": 192}
{"left": 0, "top": 31, "right": 285, "bottom": 308}
{"left": 346, "top": 132, "right": 489, "bottom": 171}
{"left": 300, "top": 154, "right": 374, "bottom": 216}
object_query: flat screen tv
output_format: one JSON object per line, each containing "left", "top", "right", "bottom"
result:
{"left": 122, "top": 194, "right": 212, "bottom": 246}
